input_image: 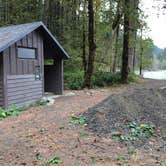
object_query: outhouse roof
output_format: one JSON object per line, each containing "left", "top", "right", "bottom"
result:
{"left": 0, "top": 22, "right": 69, "bottom": 59}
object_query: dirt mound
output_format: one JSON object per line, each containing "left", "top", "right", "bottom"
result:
{"left": 83, "top": 88, "right": 166, "bottom": 145}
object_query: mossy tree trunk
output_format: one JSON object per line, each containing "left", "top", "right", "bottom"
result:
{"left": 84, "top": 0, "right": 96, "bottom": 88}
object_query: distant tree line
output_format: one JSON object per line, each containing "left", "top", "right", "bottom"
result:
{"left": 156, "top": 48, "right": 166, "bottom": 69}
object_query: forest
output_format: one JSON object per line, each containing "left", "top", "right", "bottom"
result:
{"left": 1, "top": 1, "right": 166, "bottom": 165}
{"left": 0, "top": 0, "right": 164, "bottom": 89}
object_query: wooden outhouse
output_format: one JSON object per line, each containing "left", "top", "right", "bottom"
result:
{"left": 0, "top": 22, "right": 69, "bottom": 108}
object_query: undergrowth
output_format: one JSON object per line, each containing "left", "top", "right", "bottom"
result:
{"left": 70, "top": 116, "right": 86, "bottom": 125}
{"left": 112, "top": 122, "right": 155, "bottom": 142}
{"left": 64, "top": 71, "right": 139, "bottom": 90}
{"left": 0, "top": 100, "right": 47, "bottom": 120}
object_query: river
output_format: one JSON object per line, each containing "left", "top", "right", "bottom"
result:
{"left": 142, "top": 70, "right": 166, "bottom": 80}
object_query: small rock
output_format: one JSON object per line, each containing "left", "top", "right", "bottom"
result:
{"left": 65, "top": 92, "right": 76, "bottom": 96}
{"left": 85, "top": 92, "right": 93, "bottom": 96}
{"left": 41, "top": 96, "right": 55, "bottom": 105}
{"left": 47, "top": 98, "right": 55, "bottom": 105}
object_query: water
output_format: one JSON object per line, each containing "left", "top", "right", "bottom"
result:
{"left": 142, "top": 70, "right": 166, "bottom": 80}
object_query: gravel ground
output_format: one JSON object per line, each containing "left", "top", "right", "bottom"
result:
{"left": 0, "top": 79, "right": 165, "bottom": 166}
{"left": 83, "top": 88, "right": 166, "bottom": 146}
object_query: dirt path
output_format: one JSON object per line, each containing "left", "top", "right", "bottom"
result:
{"left": 0, "top": 79, "right": 166, "bottom": 166}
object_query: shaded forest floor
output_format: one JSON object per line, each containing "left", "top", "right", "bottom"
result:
{"left": 0, "top": 79, "right": 166, "bottom": 166}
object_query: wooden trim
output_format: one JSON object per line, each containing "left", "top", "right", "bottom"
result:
{"left": 3, "top": 52, "right": 7, "bottom": 108}
{"left": 17, "top": 47, "right": 37, "bottom": 60}
{"left": 7, "top": 74, "right": 35, "bottom": 79}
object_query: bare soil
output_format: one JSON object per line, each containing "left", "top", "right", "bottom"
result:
{"left": 0, "top": 79, "right": 166, "bottom": 166}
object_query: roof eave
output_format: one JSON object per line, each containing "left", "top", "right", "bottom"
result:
{"left": 40, "top": 22, "right": 69, "bottom": 59}
{"left": 0, "top": 22, "right": 69, "bottom": 60}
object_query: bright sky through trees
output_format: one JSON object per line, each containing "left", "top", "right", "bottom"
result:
{"left": 141, "top": 0, "right": 166, "bottom": 48}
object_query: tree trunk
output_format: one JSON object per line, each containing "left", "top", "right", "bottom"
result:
{"left": 82, "top": 18, "right": 87, "bottom": 75}
{"left": 84, "top": 0, "right": 96, "bottom": 88}
{"left": 82, "top": 0, "right": 87, "bottom": 76}
{"left": 139, "top": 53, "right": 142, "bottom": 75}
{"left": 113, "top": 25, "right": 119, "bottom": 73}
{"left": 132, "top": 32, "right": 137, "bottom": 71}
{"left": 112, "top": 0, "right": 122, "bottom": 73}
{"left": 129, "top": 0, "right": 139, "bottom": 71}
{"left": 121, "top": 0, "right": 130, "bottom": 83}
{"left": 140, "top": 29, "right": 143, "bottom": 75}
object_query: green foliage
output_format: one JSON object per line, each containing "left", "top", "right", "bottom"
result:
{"left": 70, "top": 116, "right": 86, "bottom": 125}
{"left": 129, "top": 122, "right": 155, "bottom": 138}
{"left": 0, "top": 0, "right": 154, "bottom": 87}
{"left": 120, "top": 135, "right": 137, "bottom": 141}
{"left": 36, "top": 153, "right": 42, "bottom": 161}
{"left": 128, "top": 72, "right": 139, "bottom": 82}
{"left": 64, "top": 71, "right": 84, "bottom": 90}
{"left": 156, "top": 48, "right": 166, "bottom": 69}
{"left": 136, "top": 37, "right": 154, "bottom": 70}
{"left": 0, "top": 100, "right": 47, "bottom": 120}
{"left": 157, "top": 160, "right": 165, "bottom": 166}
{"left": 92, "top": 72, "right": 121, "bottom": 87}
{"left": 116, "top": 156, "right": 127, "bottom": 166}
{"left": 64, "top": 71, "right": 138, "bottom": 90}
{"left": 35, "top": 100, "right": 48, "bottom": 106}
{"left": 112, "top": 122, "right": 155, "bottom": 142}
{"left": 46, "top": 156, "right": 63, "bottom": 165}
{"left": 0, "top": 107, "right": 21, "bottom": 119}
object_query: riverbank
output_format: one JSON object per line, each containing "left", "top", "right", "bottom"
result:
{"left": 137, "top": 70, "right": 166, "bottom": 80}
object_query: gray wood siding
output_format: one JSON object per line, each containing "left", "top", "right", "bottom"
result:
{"left": 3, "top": 30, "right": 44, "bottom": 108}
{"left": 0, "top": 55, "right": 3, "bottom": 107}
{"left": 3, "top": 30, "right": 43, "bottom": 75}
{"left": 0, "top": 78, "right": 3, "bottom": 107}
{"left": 7, "top": 75, "right": 42, "bottom": 107}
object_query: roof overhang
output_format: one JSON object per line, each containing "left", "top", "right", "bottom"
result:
{"left": 0, "top": 22, "right": 69, "bottom": 59}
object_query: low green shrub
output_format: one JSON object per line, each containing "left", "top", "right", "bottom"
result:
{"left": 0, "top": 100, "right": 47, "bottom": 120}
{"left": 70, "top": 116, "right": 86, "bottom": 125}
{"left": 128, "top": 72, "right": 139, "bottom": 82}
{"left": 46, "top": 156, "right": 63, "bottom": 164}
{"left": 64, "top": 71, "right": 139, "bottom": 90}
{"left": 92, "top": 72, "right": 121, "bottom": 87}
{"left": 64, "top": 71, "right": 84, "bottom": 90}
{"left": 0, "top": 107, "right": 22, "bottom": 119}
{"left": 112, "top": 122, "right": 155, "bottom": 142}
